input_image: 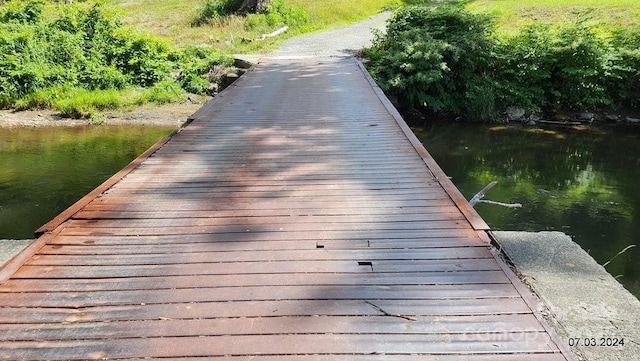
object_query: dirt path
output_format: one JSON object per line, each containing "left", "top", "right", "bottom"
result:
{"left": 268, "top": 11, "right": 390, "bottom": 58}
{"left": 0, "top": 12, "right": 390, "bottom": 128}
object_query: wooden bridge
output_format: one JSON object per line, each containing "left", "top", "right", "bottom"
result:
{"left": 0, "top": 58, "right": 575, "bottom": 360}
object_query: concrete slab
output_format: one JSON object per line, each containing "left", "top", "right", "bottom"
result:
{"left": 0, "top": 239, "right": 33, "bottom": 268}
{"left": 493, "top": 231, "right": 640, "bottom": 361}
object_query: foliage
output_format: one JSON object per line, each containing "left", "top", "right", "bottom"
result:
{"left": 244, "top": 0, "right": 309, "bottom": 31}
{"left": 0, "top": 0, "right": 233, "bottom": 117}
{"left": 366, "top": 5, "right": 498, "bottom": 120}
{"left": 192, "top": 0, "right": 309, "bottom": 31}
{"left": 495, "top": 22, "right": 612, "bottom": 113}
{"left": 191, "top": 0, "right": 244, "bottom": 26}
{"left": 0, "top": 0, "right": 45, "bottom": 24}
{"left": 607, "top": 27, "right": 640, "bottom": 109}
{"left": 177, "top": 46, "right": 234, "bottom": 95}
{"left": 366, "top": 4, "right": 640, "bottom": 122}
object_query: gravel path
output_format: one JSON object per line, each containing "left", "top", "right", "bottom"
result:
{"left": 267, "top": 11, "right": 391, "bottom": 58}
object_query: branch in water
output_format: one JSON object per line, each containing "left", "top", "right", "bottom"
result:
{"left": 476, "top": 199, "right": 522, "bottom": 208}
{"left": 469, "top": 181, "right": 522, "bottom": 208}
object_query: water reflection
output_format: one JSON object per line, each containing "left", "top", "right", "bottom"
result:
{"left": 413, "top": 122, "right": 640, "bottom": 299}
{"left": 0, "top": 125, "right": 176, "bottom": 239}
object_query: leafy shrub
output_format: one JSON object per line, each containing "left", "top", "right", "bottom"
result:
{"left": 497, "top": 22, "right": 612, "bottom": 113}
{"left": 366, "top": 5, "right": 498, "bottom": 120}
{"left": 0, "top": 0, "right": 233, "bottom": 117}
{"left": 177, "top": 46, "right": 235, "bottom": 95}
{"left": 193, "top": 0, "right": 309, "bottom": 31}
{"left": 191, "top": 0, "right": 244, "bottom": 26}
{"left": 0, "top": 0, "right": 45, "bottom": 24}
{"left": 141, "top": 79, "right": 185, "bottom": 104}
{"left": 607, "top": 28, "right": 640, "bottom": 109}
{"left": 366, "top": 4, "right": 640, "bottom": 122}
{"left": 263, "top": 0, "right": 309, "bottom": 28}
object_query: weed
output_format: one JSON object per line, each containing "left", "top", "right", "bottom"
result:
{"left": 54, "top": 88, "right": 122, "bottom": 119}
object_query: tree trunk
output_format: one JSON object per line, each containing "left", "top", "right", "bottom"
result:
{"left": 238, "top": 0, "right": 270, "bottom": 14}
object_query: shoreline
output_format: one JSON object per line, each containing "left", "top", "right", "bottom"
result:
{"left": 0, "top": 101, "right": 205, "bottom": 128}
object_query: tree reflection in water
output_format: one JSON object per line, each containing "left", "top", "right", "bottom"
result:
{"left": 414, "top": 122, "right": 640, "bottom": 298}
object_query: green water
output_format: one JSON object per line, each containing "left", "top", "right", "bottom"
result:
{"left": 414, "top": 122, "right": 640, "bottom": 299}
{"left": 0, "top": 125, "right": 176, "bottom": 239}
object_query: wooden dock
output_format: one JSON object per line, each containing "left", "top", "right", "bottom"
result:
{"left": 0, "top": 58, "right": 575, "bottom": 360}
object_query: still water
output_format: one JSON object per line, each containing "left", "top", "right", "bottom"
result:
{"left": 414, "top": 122, "right": 640, "bottom": 299}
{"left": 0, "top": 125, "right": 176, "bottom": 239}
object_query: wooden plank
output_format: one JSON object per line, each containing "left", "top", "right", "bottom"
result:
{"left": 82, "top": 198, "right": 452, "bottom": 210}
{"left": 0, "top": 284, "right": 522, "bottom": 307}
{"left": 0, "top": 314, "right": 546, "bottom": 341}
{"left": 46, "top": 228, "right": 483, "bottom": 245}
{"left": 102, "top": 186, "right": 438, "bottom": 196}
{"left": 13, "top": 259, "right": 499, "bottom": 278}
{"left": 0, "top": 333, "right": 560, "bottom": 359}
{"left": 112, "top": 177, "right": 437, "bottom": 187}
{"left": 2, "top": 271, "right": 510, "bottom": 292}
{"left": 85, "top": 195, "right": 456, "bottom": 207}
{"left": 52, "top": 231, "right": 485, "bottom": 244}
{"left": 0, "top": 298, "right": 536, "bottom": 324}
{"left": 73, "top": 208, "right": 465, "bottom": 220}
{"left": 41, "top": 237, "right": 480, "bottom": 252}
{"left": 56, "top": 222, "right": 473, "bottom": 237}
{"left": 26, "top": 248, "right": 493, "bottom": 266}
{"left": 62, "top": 218, "right": 470, "bottom": 231}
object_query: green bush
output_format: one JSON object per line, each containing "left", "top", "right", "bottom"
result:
{"left": 607, "top": 28, "right": 640, "bottom": 109}
{"left": 0, "top": 0, "right": 234, "bottom": 117}
{"left": 366, "top": 4, "right": 640, "bottom": 121}
{"left": 193, "top": 0, "right": 309, "bottom": 31}
{"left": 0, "top": 0, "right": 45, "bottom": 24}
{"left": 191, "top": 0, "right": 244, "bottom": 26}
{"left": 177, "top": 46, "right": 235, "bottom": 95}
{"left": 142, "top": 79, "right": 185, "bottom": 104}
{"left": 366, "top": 5, "right": 498, "bottom": 120}
{"left": 497, "top": 22, "right": 612, "bottom": 113}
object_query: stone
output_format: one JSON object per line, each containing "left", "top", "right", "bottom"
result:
{"left": 576, "top": 112, "right": 595, "bottom": 122}
{"left": 605, "top": 114, "right": 620, "bottom": 122}
{"left": 0, "top": 239, "right": 33, "bottom": 267}
{"left": 505, "top": 106, "right": 526, "bottom": 121}
{"left": 234, "top": 58, "right": 254, "bottom": 69}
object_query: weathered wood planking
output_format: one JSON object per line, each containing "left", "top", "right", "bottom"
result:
{"left": 0, "top": 58, "right": 574, "bottom": 360}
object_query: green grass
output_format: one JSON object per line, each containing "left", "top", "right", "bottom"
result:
{"left": 110, "top": 0, "right": 417, "bottom": 53}
{"left": 466, "top": 0, "right": 640, "bottom": 34}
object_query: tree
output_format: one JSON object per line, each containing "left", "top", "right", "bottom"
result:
{"left": 238, "top": 0, "right": 270, "bottom": 14}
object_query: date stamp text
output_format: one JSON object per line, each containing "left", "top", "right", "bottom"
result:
{"left": 568, "top": 337, "right": 625, "bottom": 347}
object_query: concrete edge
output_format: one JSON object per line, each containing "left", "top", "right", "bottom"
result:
{"left": 491, "top": 230, "right": 640, "bottom": 361}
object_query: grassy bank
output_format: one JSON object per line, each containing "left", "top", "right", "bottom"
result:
{"left": 112, "top": 0, "right": 410, "bottom": 53}
{"left": 1, "top": 0, "right": 427, "bottom": 118}
{"left": 466, "top": 0, "right": 640, "bottom": 34}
